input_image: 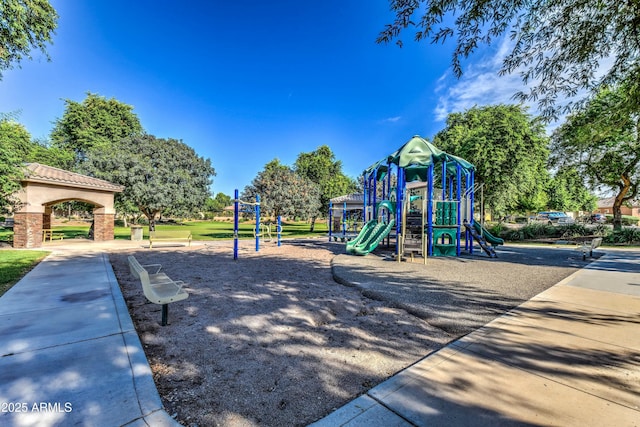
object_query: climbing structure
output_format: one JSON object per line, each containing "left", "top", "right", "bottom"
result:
{"left": 359, "top": 135, "right": 482, "bottom": 261}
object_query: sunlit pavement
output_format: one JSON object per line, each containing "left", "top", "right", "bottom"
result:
{"left": 0, "top": 249, "right": 180, "bottom": 426}
{"left": 2, "top": 240, "right": 639, "bottom": 426}
{"left": 312, "top": 249, "right": 640, "bottom": 426}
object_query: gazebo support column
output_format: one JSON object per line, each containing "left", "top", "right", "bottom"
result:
{"left": 93, "top": 212, "right": 115, "bottom": 241}
{"left": 13, "top": 212, "right": 44, "bottom": 248}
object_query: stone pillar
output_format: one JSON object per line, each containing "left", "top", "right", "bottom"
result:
{"left": 93, "top": 213, "right": 115, "bottom": 241}
{"left": 13, "top": 212, "right": 44, "bottom": 248}
{"left": 43, "top": 206, "right": 52, "bottom": 231}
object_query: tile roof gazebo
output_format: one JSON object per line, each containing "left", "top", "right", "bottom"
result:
{"left": 12, "top": 163, "right": 124, "bottom": 248}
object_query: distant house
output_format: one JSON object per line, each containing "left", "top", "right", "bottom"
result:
{"left": 596, "top": 197, "right": 640, "bottom": 217}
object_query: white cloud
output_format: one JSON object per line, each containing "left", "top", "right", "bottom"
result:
{"left": 380, "top": 116, "right": 402, "bottom": 123}
{"left": 433, "top": 34, "right": 617, "bottom": 129}
{"left": 434, "top": 38, "right": 534, "bottom": 122}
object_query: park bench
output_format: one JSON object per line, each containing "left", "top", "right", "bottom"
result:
{"left": 42, "top": 229, "right": 64, "bottom": 242}
{"left": 127, "top": 255, "right": 189, "bottom": 326}
{"left": 578, "top": 237, "right": 602, "bottom": 261}
{"left": 148, "top": 230, "right": 192, "bottom": 249}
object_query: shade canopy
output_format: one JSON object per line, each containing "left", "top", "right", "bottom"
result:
{"left": 363, "top": 135, "right": 474, "bottom": 182}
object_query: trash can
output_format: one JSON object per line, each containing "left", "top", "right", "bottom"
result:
{"left": 130, "top": 225, "right": 143, "bottom": 241}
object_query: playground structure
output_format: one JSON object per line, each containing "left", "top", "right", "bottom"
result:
{"left": 328, "top": 193, "right": 364, "bottom": 242}
{"left": 350, "top": 135, "right": 502, "bottom": 261}
{"left": 232, "top": 189, "right": 282, "bottom": 260}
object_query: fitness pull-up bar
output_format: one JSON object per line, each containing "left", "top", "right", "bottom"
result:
{"left": 233, "top": 189, "right": 260, "bottom": 260}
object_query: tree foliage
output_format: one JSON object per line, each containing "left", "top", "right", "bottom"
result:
{"left": 551, "top": 84, "right": 640, "bottom": 230}
{"left": 294, "top": 145, "right": 357, "bottom": 230}
{"left": 51, "top": 92, "right": 144, "bottom": 163}
{"left": 0, "top": 119, "right": 31, "bottom": 210}
{"left": 433, "top": 104, "right": 550, "bottom": 214}
{"left": 0, "top": 118, "right": 73, "bottom": 211}
{"left": 378, "top": 0, "right": 640, "bottom": 119}
{"left": 83, "top": 135, "right": 215, "bottom": 230}
{"left": 206, "top": 193, "right": 232, "bottom": 217}
{"left": 243, "top": 159, "right": 321, "bottom": 220}
{"left": 546, "top": 167, "right": 596, "bottom": 212}
{"left": 0, "top": 0, "right": 58, "bottom": 79}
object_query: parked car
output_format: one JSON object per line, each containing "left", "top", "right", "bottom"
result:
{"left": 533, "top": 211, "right": 575, "bottom": 225}
{"left": 589, "top": 213, "right": 607, "bottom": 224}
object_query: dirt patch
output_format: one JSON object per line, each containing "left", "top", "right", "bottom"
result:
{"left": 109, "top": 240, "right": 452, "bottom": 426}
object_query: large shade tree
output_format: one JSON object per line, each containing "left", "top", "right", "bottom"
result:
{"left": 0, "top": 118, "right": 74, "bottom": 212}
{"left": 294, "top": 145, "right": 357, "bottom": 231}
{"left": 51, "top": 92, "right": 144, "bottom": 163}
{"left": 546, "top": 167, "right": 596, "bottom": 213}
{"left": 378, "top": 0, "right": 640, "bottom": 119}
{"left": 0, "top": 0, "right": 58, "bottom": 79}
{"left": 433, "top": 104, "right": 550, "bottom": 215}
{"left": 551, "top": 85, "right": 640, "bottom": 230}
{"left": 84, "top": 135, "right": 216, "bottom": 230}
{"left": 0, "top": 119, "right": 31, "bottom": 211}
{"left": 243, "top": 159, "right": 321, "bottom": 220}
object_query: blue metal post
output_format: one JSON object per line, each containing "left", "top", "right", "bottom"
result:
{"left": 456, "top": 164, "right": 462, "bottom": 255}
{"left": 362, "top": 175, "right": 367, "bottom": 220}
{"left": 373, "top": 169, "right": 378, "bottom": 219}
{"left": 387, "top": 162, "right": 392, "bottom": 246}
{"left": 470, "top": 170, "right": 475, "bottom": 255}
{"left": 255, "top": 195, "right": 260, "bottom": 252}
{"left": 343, "top": 202, "right": 347, "bottom": 236}
{"left": 328, "top": 201, "right": 333, "bottom": 242}
{"left": 441, "top": 160, "right": 447, "bottom": 201}
{"left": 427, "top": 164, "right": 434, "bottom": 256}
{"left": 233, "top": 189, "right": 239, "bottom": 260}
{"left": 395, "top": 167, "right": 404, "bottom": 259}
{"left": 277, "top": 215, "right": 281, "bottom": 247}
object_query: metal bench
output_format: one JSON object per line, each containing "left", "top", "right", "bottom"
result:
{"left": 578, "top": 237, "right": 602, "bottom": 260}
{"left": 148, "top": 230, "right": 192, "bottom": 249}
{"left": 127, "top": 255, "right": 189, "bottom": 325}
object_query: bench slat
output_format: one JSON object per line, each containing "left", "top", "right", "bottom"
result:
{"left": 127, "top": 256, "right": 188, "bottom": 325}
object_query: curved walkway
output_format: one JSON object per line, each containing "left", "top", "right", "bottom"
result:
{"left": 313, "top": 248, "right": 640, "bottom": 426}
{"left": 0, "top": 242, "right": 181, "bottom": 426}
{"left": 1, "top": 241, "right": 639, "bottom": 426}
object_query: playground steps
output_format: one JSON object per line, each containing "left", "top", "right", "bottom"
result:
{"left": 404, "top": 213, "right": 424, "bottom": 256}
{"left": 464, "top": 223, "right": 498, "bottom": 258}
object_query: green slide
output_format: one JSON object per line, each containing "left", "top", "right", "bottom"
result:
{"left": 346, "top": 220, "right": 378, "bottom": 254}
{"left": 352, "top": 219, "right": 395, "bottom": 255}
{"left": 472, "top": 220, "right": 504, "bottom": 245}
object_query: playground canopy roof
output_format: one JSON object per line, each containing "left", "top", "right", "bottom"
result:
{"left": 363, "top": 135, "right": 475, "bottom": 182}
{"left": 329, "top": 193, "right": 364, "bottom": 210}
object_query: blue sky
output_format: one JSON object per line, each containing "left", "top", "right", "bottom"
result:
{"left": 0, "top": 1, "right": 538, "bottom": 197}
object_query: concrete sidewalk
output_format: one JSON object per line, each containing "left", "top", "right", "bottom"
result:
{"left": 0, "top": 249, "right": 179, "bottom": 426}
{"left": 312, "top": 250, "right": 640, "bottom": 426}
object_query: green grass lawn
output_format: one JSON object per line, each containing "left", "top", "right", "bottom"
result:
{"left": 28, "top": 220, "right": 328, "bottom": 241}
{"left": 0, "top": 250, "right": 49, "bottom": 297}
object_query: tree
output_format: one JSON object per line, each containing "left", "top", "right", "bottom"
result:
{"left": 378, "top": 0, "right": 640, "bottom": 119}
{"left": 83, "top": 135, "right": 216, "bottom": 230}
{"left": 243, "top": 159, "right": 321, "bottom": 220}
{"left": 206, "top": 193, "right": 232, "bottom": 217}
{"left": 0, "top": 119, "right": 31, "bottom": 211}
{"left": 294, "top": 145, "right": 357, "bottom": 231}
{"left": 551, "top": 85, "right": 640, "bottom": 230}
{"left": 0, "top": 118, "right": 73, "bottom": 211}
{"left": 51, "top": 92, "right": 144, "bottom": 163}
{"left": 546, "top": 167, "right": 596, "bottom": 213}
{"left": 0, "top": 0, "right": 58, "bottom": 79}
{"left": 433, "top": 104, "right": 550, "bottom": 215}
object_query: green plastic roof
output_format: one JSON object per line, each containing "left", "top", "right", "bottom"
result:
{"left": 363, "top": 135, "right": 474, "bottom": 182}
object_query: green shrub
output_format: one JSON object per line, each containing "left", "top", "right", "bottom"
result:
{"left": 605, "top": 214, "right": 640, "bottom": 226}
{"left": 489, "top": 223, "right": 508, "bottom": 237}
{"left": 604, "top": 228, "right": 640, "bottom": 244}
{"left": 557, "top": 224, "right": 590, "bottom": 238}
{"left": 504, "top": 223, "right": 557, "bottom": 241}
